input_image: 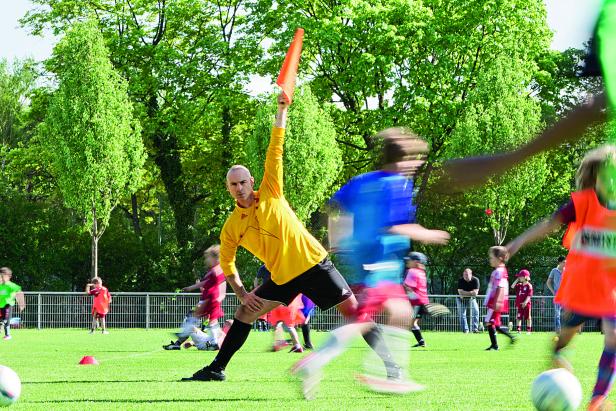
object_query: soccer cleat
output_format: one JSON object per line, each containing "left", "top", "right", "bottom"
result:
{"left": 289, "top": 345, "right": 304, "bottom": 353}
{"left": 588, "top": 395, "right": 613, "bottom": 411}
{"left": 3, "top": 335, "right": 11, "bottom": 340}
{"left": 412, "top": 342, "right": 426, "bottom": 348}
{"left": 272, "top": 340, "right": 290, "bottom": 352}
{"left": 552, "top": 351, "right": 573, "bottom": 372}
{"left": 356, "top": 374, "right": 425, "bottom": 394}
{"left": 304, "top": 343, "right": 314, "bottom": 350}
{"left": 485, "top": 345, "right": 499, "bottom": 351}
{"left": 205, "top": 341, "right": 220, "bottom": 351}
{"left": 181, "top": 365, "right": 226, "bottom": 381}
{"left": 102, "top": 330, "right": 109, "bottom": 335}
{"left": 386, "top": 364, "right": 403, "bottom": 380}
{"left": 88, "top": 330, "right": 94, "bottom": 335}
{"left": 163, "top": 341, "right": 181, "bottom": 350}
{"left": 291, "top": 353, "right": 322, "bottom": 400}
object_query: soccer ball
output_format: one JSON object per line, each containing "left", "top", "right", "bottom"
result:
{"left": 531, "top": 368, "right": 582, "bottom": 411}
{"left": 0, "top": 365, "right": 21, "bottom": 407}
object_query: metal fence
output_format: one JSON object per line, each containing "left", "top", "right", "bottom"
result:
{"left": 14, "top": 292, "right": 586, "bottom": 332}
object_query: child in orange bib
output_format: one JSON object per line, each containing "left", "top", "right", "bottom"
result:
{"left": 507, "top": 145, "right": 616, "bottom": 410}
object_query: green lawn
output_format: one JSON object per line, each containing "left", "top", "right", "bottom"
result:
{"left": 0, "top": 328, "right": 608, "bottom": 410}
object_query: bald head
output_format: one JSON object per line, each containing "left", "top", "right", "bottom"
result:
{"left": 226, "top": 165, "right": 255, "bottom": 206}
{"left": 226, "top": 165, "right": 252, "bottom": 182}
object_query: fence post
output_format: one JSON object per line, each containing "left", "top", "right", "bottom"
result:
{"left": 145, "top": 293, "right": 150, "bottom": 330}
{"left": 37, "top": 293, "right": 42, "bottom": 330}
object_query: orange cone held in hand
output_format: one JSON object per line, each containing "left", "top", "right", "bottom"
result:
{"left": 276, "top": 28, "right": 304, "bottom": 104}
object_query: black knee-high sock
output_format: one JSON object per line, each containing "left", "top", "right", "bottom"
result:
{"left": 210, "top": 318, "right": 252, "bottom": 371}
{"left": 488, "top": 325, "right": 498, "bottom": 347}
{"left": 496, "top": 326, "right": 515, "bottom": 342}
{"left": 174, "top": 335, "right": 189, "bottom": 345}
{"left": 412, "top": 328, "right": 424, "bottom": 345}
{"left": 301, "top": 324, "right": 313, "bottom": 348}
{"left": 362, "top": 325, "right": 397, "bottom": 370}
{"left": 3, "top": 321, "right": 10, "bottom": 337}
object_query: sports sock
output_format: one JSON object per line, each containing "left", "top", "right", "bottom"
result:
{"left": 527, "top": 326, "right": 532, "bottom": 333}
{"left": 488, "top": 325, "right": 498, "bottom": 347}
{"left": 363, "top": 325, "right": 399, "bottom": 370}
{"left": 517, "top": 325, "right": 521, "bottom": 332}
{"left": 1, "top": 321, "right": 7, "bottom": 337}
{"left": 210, "top": 318, "right": 252, "bottom": 371}
{"left": 209, "top": 323, "right": 222, "bottom": 343}
{"left": 174, "top": 335, "right": 189, "bottom": 345}
{"left": 592, "top": 347, "right": 616, "bottom": 398}
{"left": 301, "top": 324, "right": 313, "bottom": 348}
{"left": 496, "top": 326, "right": 515, "bottom": 342}
{"left": 411, "top": 327, "right": 424, "bottom": 345}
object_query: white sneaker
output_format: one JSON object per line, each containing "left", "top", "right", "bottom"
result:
{"left": 291, "top": 354, "right": 322, "bottom": 400}
{"left": 102, "top": 330, "right": 109, "bottom": 335}
{"left": 89, "top": 330, "right": 94, "bottom": 334}
{"left": 3, "top": 335, "right": 12, "bottom": 340}
{"left": 356, "top": 374, "right": 425, "bottom": 394}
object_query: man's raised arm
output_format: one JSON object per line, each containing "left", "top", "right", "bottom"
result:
{"left": 261, "top": 92, "right": 290, "bottom": 198}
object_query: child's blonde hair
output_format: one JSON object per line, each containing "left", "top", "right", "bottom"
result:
{"left": 204, "top": 244, "right": 220, "bottom": 260}
{"left": 489, "top": 246, "right": 509, "bottom": 263}
{"left": 0, "top": 267, "right": 12, "bottom": 277}
{"left": 576, "top": 145, "right": 616, "bottom": 190}
{"left": 91, "top": 277, "right": 102, "bottom": 284}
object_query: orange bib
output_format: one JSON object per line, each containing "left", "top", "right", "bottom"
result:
{"left": 558, "top": 189, "right": 616, "bottom": 317}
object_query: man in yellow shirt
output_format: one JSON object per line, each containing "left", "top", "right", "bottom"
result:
{"left": 183, "top": 93, "right": 394, "bottom": 382}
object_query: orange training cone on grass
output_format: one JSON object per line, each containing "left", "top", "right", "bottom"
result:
{"left": 79, "top": 355, "right": 99, "bottom": 365}
{"left": 276, "top": 28, "right": 304, "bottom": 104}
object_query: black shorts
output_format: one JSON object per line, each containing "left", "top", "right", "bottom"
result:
{"left": 0, "top": 305, "right": 12, "bottom": 321}
{"left": 413, "top": 304, "right": 428, "bottom": 319}
{"left": 255, "top": 258, "right": 353, "bottom": 311}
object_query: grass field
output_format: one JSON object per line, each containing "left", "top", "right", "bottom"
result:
{"left": 0, "top": 328, "right": 609, "bottom": 410}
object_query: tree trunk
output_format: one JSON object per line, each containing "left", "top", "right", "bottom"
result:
{"left": 130, "top": 194, "right": 143, "bottom": 239}
{"left": 91, "top": 209, "right": 99, "bottom": 279}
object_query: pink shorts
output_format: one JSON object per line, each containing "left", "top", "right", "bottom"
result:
{"left": 517, "top": 304, "right": 531, "bottom": 320}
{"left": 356, "top": 283, "right": 408, "bottom": 322}
{"left": 485, "top": 309, "right": 502, "bottom": 327}
{"left": 199, "top": 302, "right": 223, "bottom": 321}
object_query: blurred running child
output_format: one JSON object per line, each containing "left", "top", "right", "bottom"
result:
{"left": 510, "top": 269, "right": 533, "bottom": 334}
{"left": 0, "top": 267, "right": 25, "bottom": 340}
{"left": 403, "top": 252, "right": 429, "bottom": 348}
{"left": 269, "top": 293, "right": 305, "bottom": 353}
{"left": 484, "top": 246, "right": 516, "bottom": 350}
{"left": 292, "top": 128, "right": 449, "bottom": 398}
{"left": 86, "top": 277, "right": 112, "bottom": 334}
{"left": 506, "top": 145, "right": 616, "bottom": 410}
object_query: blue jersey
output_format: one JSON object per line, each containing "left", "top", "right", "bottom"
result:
{"left": 331, "top": 171, "right": 416, "bottom": 287}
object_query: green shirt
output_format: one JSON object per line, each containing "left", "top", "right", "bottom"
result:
{"left": 599, "top": 0, "right": 616, "bottom": 115}
{"left": 0, "top": 281, "right": 22, "bottom": 307}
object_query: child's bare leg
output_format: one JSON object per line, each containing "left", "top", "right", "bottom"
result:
{"left": 589, "top": 319, "right": 616, "bottom": 405}
{"left": 288, "top": 326, "right": 302, "bottom": 348}
{"left": 100, "top": 317, "right": 107, "bottom": 331}
{"left": 91, "top": 315, "right": 97, "bottom": 332}
{"left": 527, "top": 315, "right": 532, "bottom": 333}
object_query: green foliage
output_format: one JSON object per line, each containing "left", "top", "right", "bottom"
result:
{"left": 446, "top": 56, "right": 548, "bottom": 244}
{"left": 245, "top": 86, "right": 342, "bottom": 222}
{"left": 44, "top": 20, "right": 145, "bottom": 235}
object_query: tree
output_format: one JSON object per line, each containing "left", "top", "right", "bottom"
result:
{"left": 245, "top": 86, "right": 342, "bottom": 222}
{"left": 445, "top": 56, "right": 547, "bottom": 245}
{"left": 22, "top": 0, "right": 262, "bottom": 255}
{"left": 43, "top": 20, "right": 145, "bottom": 278}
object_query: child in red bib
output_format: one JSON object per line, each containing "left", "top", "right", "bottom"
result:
{"left": 86, "top": 277, "right": 112, "bottom": 334}
{"left": 507, "top": 145, "right": 616, "bottom": 410}
{"left": 511, "top": 269, "right": 533, "bottom": 334}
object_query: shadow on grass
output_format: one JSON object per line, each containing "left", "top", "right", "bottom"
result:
{"left": 23, "top": 379, "right": 166, "bottom": 384}
{"left": 26, "top": 399, "right": 271, "bottom": 403}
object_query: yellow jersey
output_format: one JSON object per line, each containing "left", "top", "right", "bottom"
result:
{"left": 220, "top": 127, "right": 328, "bottom": 284}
